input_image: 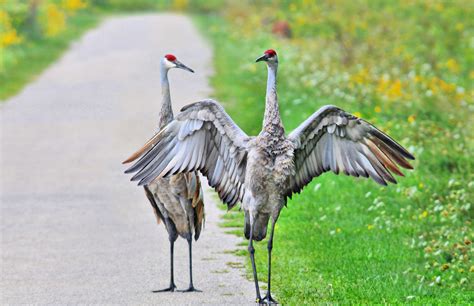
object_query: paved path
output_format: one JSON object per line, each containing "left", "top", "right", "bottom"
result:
{"left": 0, "top": 14, "right": 253, "bottom": 304}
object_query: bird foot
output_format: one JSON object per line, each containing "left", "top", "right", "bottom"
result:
{"left": 178, "top": 286, "right": 202, "bottom": 293}
{"left": 152, "top": 284, "right": 177, "bottom": 293}
{"left": 259, "top": 293, "right": 278, "bottom": 304}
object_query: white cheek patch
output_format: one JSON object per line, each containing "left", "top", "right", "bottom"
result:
{"left": 163, "top": 59, "right": 176, "bottom": 69}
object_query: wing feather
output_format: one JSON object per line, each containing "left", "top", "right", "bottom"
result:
{"left": 124, "top": 99, "right": 249, "bottom": 209}
{"left": 287, "top": 105, "right": 414, "bottom": 197}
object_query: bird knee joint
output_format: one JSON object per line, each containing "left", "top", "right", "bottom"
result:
{"left": 267, "top": 242, "right": 273, "bottom": 251}
{"left": 248, "top": 245, "right": 255, "bottom": 254}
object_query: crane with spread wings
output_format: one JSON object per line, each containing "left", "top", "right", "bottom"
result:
{"left": 124, "top": 49, "right": 414, "bottom": 304}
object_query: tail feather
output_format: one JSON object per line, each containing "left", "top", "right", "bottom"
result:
{"left": 191, "top": 174, "right": 205, "bottom": 240}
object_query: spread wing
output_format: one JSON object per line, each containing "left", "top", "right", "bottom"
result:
{"left": 287, "top": 105, "right": 415, "bottom": 197}
{"left": 124, "top": 99, "right": 249, "bottom": 209}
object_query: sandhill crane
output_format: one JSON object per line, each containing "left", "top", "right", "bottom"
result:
{"left": 123, "top": 49, "right": 414, "bottom": 304}
{"left": 126, "top": 54, "right": 204, "bottom": 293}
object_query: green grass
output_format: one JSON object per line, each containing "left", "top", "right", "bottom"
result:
{"left": 195, "top": 3, "right": 473, "bottom": 303}
{"left": 0, "top": 12, "right": 100, "bottom": 100}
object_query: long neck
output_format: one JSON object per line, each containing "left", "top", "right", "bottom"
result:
{"left": 262, "top": 63, "right": 284, "bottom": 136}
{"left": 158, "top": 66, "right": 173, "bottom": 129}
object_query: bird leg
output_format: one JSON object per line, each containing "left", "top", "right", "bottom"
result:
{"left": 248, "top": 224, "right": 262, "bottom": 303}
{"left": 261, "top": 219, "right": 278, "bottom": 304}
{"left": 178, "top": 235, "right": 202, "bottom": 293}
{"left": 153, "top": 234, "right": 177, "bottom": 292}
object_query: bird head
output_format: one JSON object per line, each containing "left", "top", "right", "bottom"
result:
{"left": 162, "top": 54, "right": 194, "bottom": 73}
{"left": 255, "top": 49, "right": 278, "bottom": 64}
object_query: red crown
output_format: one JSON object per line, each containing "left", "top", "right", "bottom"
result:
{"left": 264, "top": 49, "right": 277, "bottom": 56}
{"left": 165, "top": 54, "right": 176, "bottom": 61}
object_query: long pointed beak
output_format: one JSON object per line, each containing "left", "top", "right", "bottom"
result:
{"left": 175, "top": 60, "right": 194, "bottom": 73}
{"left": 255, "top": 54, "right": 269, "bottom": 62}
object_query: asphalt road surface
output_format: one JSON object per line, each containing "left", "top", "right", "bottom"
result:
{"left": 0, "top": 14, "right": 254, "bottom": 304}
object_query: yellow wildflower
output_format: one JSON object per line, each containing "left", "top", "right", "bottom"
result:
{"left": 377, "top": 77, "right": 389, "bottom": 93}
{"left": 438, "top": 79, "right": 456, "bottom": 93}
{"left": 403, "top": 52, "right": 413, "bottom": 62}
{"left": 354, "top": 111, "right": 362, "bottom": 118}
{"left": 455, "top": 23, "right": 464, "bottom": 31}
{"left": 374, "top": 106, "right": 381, "bottom": 113}
{"left": 445, "top": 58, "right": 460, "bottom": 73}
{"left": 428, "top": 77, "right": 439, "bottom": 94}
{"left": 407, "top": 115, "right": 416, "bottom": 123}
{"left": 393, "top": 46, "right": 404, "bottom": 56}
{"left": 63, "top": 0, "right": 87, "bottom": 11}
{"left": 0, "top": 11, "right": 11, "bottom": 27}
{"left": 1, "top": 30, "right": 22, "bottom": 47}
{"left": 387, "top": 80, "right": 402, "bottom": 99}
{"left": 0, "top": 11, "right": 22, "bottom": 47}
{"left": 43, "top": 4, "right": 66, "bottom": 37}
{"left": 418, "top": 183, "right": 424, "bottom": 189}
{"left": 296, "top": 16, "right": 307, "bottom": 26}
{"left": 455, "top": 92, "right": 465, "bottom": 102}
{"left": 351, "top": 68, "right": 369, "bottom": 85}
{"left": 420, "top": 210, "right": 428, "bottom": 218}
{"left": 367, "top": 224, "right": 374, "bottom": 230}
{"left": 336, "top": 228, "right": 341, "bottom": 233}
{"left": 172, "top": 0, "right": 189, "bottom": 10}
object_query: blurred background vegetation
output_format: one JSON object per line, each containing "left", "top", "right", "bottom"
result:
{"left": 201, "top": 1, "right": 473, "bottom": 303}
{"left": 1, "top": 0, "right": 472, "bottom": 303}
{"left": 1, "top": 0, "right": 93, "bottom": 98}
{"left": 0, "top": 0, "right": 218, "bottom": 98}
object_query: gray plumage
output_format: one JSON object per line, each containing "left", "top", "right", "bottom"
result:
{"left": 124, "top": 54, "right": 203, "bottom": 292}
{"left": 124, "top": 49, "right": 414, "bottom": 303}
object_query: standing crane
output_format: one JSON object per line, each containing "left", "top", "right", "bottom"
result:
{"left": 125, "top": 54, "right": 204, "bottom": 293}
{"left": 123, "top": 49, "right": 414, "bottom": 304}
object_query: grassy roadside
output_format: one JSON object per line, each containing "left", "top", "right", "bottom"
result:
{"left": 0, "top": 12, "right": 100, "bottom": 100}
{"left": 195, "top": 8, "right": 473, "bottom": 304}
{"left": 0, "top": 1, "right": 222, "bottom": 101}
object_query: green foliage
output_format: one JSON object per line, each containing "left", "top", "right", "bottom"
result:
{"left": 0, "top": 0, "right": 222, "bottom": 100}
{"left": 1, "top": 0, "right": 93, "bottom": 99}
{"left": 90, "top": 0, "right": 165, "bottom": 11}
{"left": 196, "top": 0, "right": 473, "bottom": 302}
{"left": 0, "top": 12, "right": 99, "bottom": 99}
{"left": 90, "top": 0, "right": 223, "bottom": 13}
